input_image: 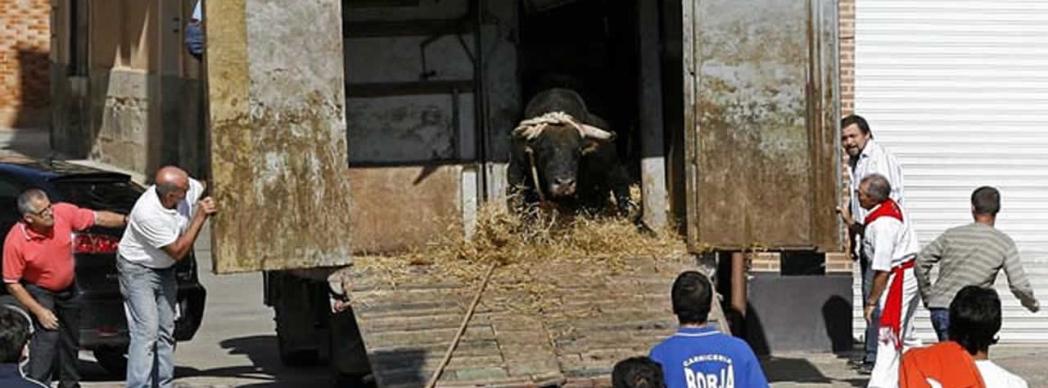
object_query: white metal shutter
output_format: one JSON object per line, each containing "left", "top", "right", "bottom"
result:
{"left": 853, "top": 0, "right": 1048, "bottom": 342}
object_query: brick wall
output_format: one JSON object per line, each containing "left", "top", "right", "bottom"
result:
{"left": 839, "top": 0, "right": 857, "bottom": 256}
{"left": 840, "top": 0, "right": 855, "bottom": 115}
{"left": 0, "top": 0, "right": 51, "bottom": 128}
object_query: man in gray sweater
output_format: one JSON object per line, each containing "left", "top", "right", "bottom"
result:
{"left": 916, "top": 186, "right": 1040, "bottom": 341}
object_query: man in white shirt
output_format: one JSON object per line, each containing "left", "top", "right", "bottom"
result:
{"left": 117, "top": 166, "right": 216, "bottom": 388}
{"left": 858, "top": 174, "right": 921, "bottom": 388}
{"left": 837, "top": 114, "right": 906, "bottom": 371}
{"left": 954, "top": 286, "right": 1029, "bottom": 388}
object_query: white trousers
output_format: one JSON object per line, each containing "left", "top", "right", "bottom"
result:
{"left": 868, "top": 267, "right": 922, "bottom": 388}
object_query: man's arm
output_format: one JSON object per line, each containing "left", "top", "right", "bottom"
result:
{"left": 915, "top": 234, "right": 945, "bottom": 306}
{"left": 94, "top": 210, "right": 129, "bottom": 228}
{"left": 864, "top": 221, "right": 895, "bottom": 321}
{"left": 866, "top": 271, "right": 891, "bottom": 322}
{"left": 1002, "top": 242, "right": 1039, "bottom": 313}
{"left": 5, "top": 283, "right": 58, "bottom": 330}
{"left": 160, "top": 197, "right": 216, "bottom": 261}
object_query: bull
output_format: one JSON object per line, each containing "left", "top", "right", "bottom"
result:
{"left": 507, "top": 88, "right": 633, "bottom": 215}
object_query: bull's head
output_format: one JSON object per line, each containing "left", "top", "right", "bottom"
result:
{"left": 513, "top": 113, "right": 615, "bottom": 198}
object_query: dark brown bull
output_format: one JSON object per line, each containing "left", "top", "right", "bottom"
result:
{"left": 507, "top": 88, "right": 633, "bottom": 215}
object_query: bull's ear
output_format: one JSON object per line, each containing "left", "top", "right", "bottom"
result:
{"left": 579, "top": 124, "right": 615, "bottom": 141}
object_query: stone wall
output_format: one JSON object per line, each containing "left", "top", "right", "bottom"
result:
{"left": 50, "top": 0, "right": 207, "bottom": 177}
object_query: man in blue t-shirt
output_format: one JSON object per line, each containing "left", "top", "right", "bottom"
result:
{"left": 650, "top": 271, "right": 769, "bottom": 388}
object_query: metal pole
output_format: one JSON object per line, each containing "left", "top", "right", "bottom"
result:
{"left": 472, "top": 0, "right": 489, "bottom": 201}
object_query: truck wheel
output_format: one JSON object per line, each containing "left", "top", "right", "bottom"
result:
{"left": 93, "top": 348, "right": 128, "bottom": 377}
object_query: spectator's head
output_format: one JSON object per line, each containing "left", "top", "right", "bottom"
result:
{"left": 858, "top": 173, "right": 892, "bottom": 210}
{"left": 612, "top": 357, "right": 665, "bottom": 388}
{"left": 671, "top": 271, "right": 712, "bottom": 326}
{"left": 841, "top": 114, "right": 872, "bottom": 157}
{"left": 155, "top": 166, "right": 191, "bottom": 210}
{"left": 0, "top": 306, "right": 31, "bottom": 363}
{"left": 948, "top": 286, "right": 1001, "bottom": 356}
{"left": 971, "top": 186, "right": 1001, "bottom": 217}
{"left": 16, "top": 188, "right": 54, "bottom": 229}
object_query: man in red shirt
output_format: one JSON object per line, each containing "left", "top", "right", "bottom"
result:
{"left": 3, "top": 189, "right": 127, "bottom": 388}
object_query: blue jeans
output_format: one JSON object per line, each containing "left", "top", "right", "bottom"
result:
{"left": 930, "top": 308, "right": 949, "bottom": 342}
{"left": 117, "top": 258, "right": 177, "bottom": 388}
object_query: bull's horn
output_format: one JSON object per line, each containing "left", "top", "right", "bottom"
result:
{"left": 579, "top": 124, "right": 615, "bottom": 141}
{"left": 513, "top": 124, "right": 546, "bottom": 140}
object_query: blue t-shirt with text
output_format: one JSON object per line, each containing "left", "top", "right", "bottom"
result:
{"left": 650, "top": 326, "right": 769, "bottom": 388}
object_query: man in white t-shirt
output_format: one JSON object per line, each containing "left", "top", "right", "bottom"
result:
{"left": 957, "top": 286, "right": 1028, "bottom": 388}
{"left": 900, "top": 286, "right": 1029, "bottom": 388}
{"left": 117, "top": 166, "right": 216, "bottom": 388}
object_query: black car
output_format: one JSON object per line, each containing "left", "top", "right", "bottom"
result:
{"left": 0, "top": 158, "right": 206, "bottom": 375}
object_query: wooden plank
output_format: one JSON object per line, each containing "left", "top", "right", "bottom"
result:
{"left": 205, "top": 0, "right": 354, "bottom": 273}
{"left": 345, "top": 256, "right": 702, "bottom": 386}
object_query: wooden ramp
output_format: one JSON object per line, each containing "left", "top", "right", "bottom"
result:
{"left": 339, "top": 256, "right": 716, "bottom": 387}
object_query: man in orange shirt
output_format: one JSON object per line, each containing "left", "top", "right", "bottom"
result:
{"left": 3, "top": 189, "right": 126, "bottom": 388}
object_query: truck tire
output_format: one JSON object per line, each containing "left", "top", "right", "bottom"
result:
{"left": 93, "top": 348, "right": 128, "bottom": 377}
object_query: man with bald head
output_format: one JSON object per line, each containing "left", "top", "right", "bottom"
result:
{"left": 858, "top": 173, "right": 921, "bottom": 387}
{"left": 117, "top": 166, "right": 216, "bottom": 388}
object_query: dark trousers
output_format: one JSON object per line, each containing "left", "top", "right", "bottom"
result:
{"left": 24, "top": 283, "right": 81, "bottom": 388}
{"left": 860, "top": 255, "right": 880, "bottom": 364}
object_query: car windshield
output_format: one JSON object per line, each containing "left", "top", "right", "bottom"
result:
{"left": 52, "top": 179, "right": 144, "bottom": 213}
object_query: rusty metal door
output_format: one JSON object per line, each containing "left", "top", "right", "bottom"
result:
{"left": 683, "top": 0, "right": 841, "bottom": 252}
{"left": 204, "top": 0, "right": 354, "bottom": 273}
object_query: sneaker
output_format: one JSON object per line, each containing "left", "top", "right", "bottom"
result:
{"left": 857, "top": 363, "right": 874, "bottom": 375}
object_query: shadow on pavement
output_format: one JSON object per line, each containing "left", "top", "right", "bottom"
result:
{"left": 77, "top": 335, "right": 330, "bottom": 387}
{"left": 762, "top": 357, "right": 832, "bottom": 384}
{"left": 78, "top": 358, "right": 199, "bottom": 383}
{"left": 179, "top": 335, "right": 328, "bottom": 385}
{"left": 762, "top": 356, "right": 867, "bottom": 387}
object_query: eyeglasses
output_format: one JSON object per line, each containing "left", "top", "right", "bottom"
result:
{"left": 30, "top": 204, "right": 53, "bottom": 217}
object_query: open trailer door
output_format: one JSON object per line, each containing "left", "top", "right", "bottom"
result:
{"left": 204, "top": 0, "right": 353, "bottom": 273}
{"left": 682, "top": 0, "right": 842, "bottom": 253}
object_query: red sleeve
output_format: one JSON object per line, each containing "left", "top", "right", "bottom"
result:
{"left": 53, "top": 202, "right": 96, "bottom": 231}
{"left": 3, "top": 227, "right": 26, "bottom": 284}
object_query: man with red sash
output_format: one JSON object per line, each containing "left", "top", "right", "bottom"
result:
{"left": 858, "top": 174, "right": 922, "bottom": 388}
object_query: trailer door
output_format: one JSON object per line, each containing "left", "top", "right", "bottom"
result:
{"left": 682, "top": 0, "right": 842, "bottom": 252}
{"left": 204, "top": 0, "right": 354, "bottom": 273}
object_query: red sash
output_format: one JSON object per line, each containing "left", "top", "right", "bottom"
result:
{"left": 865, "top": 199, "right": 911, "bottom": 350}
{"left": 880, "top": 259, "right": 915, "bottom": 350}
